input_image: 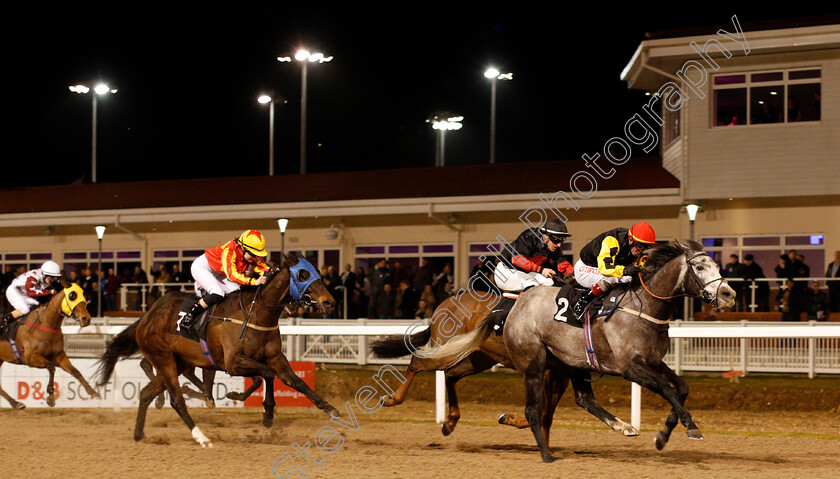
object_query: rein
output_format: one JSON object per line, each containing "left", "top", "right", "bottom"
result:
{"left": 208, "top": 314, "right": 279, "bottom": 332}
{"left": 219, "top": 267, "right": 300, "bottom": 335}
{"left": 26, "top": 300, "right": 64, "bottom": 335}
{"left": 25, "top": 320, "right": 62, "bottom": 335}
{"left": 620, "top": 250, "right": 726, "bottom": 326}
{"left": 637, "top": 252, "right": 725, "bottom": 303}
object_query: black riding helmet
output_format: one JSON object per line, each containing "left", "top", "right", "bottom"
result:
{"left": 538, "top": 218, "right": 571, "bottom": 243}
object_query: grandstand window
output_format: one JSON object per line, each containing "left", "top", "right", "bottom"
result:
{"left": 1, "top": 252, "right": 53, "bottom": 274}
{"left": 662, "top": 92, "right": 681, "bottom": 147}
{"left": 355, "top": 243, "right": 454, "bottom": 288}
{"left": 270, "top": 248, "right": 341, "bottom": 274}
{"left": 152, "top": 249, "right": 208, "bottom": 281}
{"left": 63, "top": 250, "right": 142, "bottom": 278}
{"left": 700, "top": 234, "right": 826, "bottom": 280}
{"left": 713, "top": 68, "right": 821, "bottom": 127}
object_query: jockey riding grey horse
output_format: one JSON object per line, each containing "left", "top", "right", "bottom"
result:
{"left": 427, "top": 240, "right": 736, "bottom": 462}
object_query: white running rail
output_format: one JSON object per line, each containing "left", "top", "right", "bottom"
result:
{"left": 51, "top": 319, "right": 840, "bottom": 427}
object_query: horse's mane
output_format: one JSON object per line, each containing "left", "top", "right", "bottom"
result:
{"left": 641, "top": 240, "right": 704, "bottom": 277}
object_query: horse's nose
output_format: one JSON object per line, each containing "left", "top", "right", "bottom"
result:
{"left": 322, "top": 300, "right": 335, "bottom": 310}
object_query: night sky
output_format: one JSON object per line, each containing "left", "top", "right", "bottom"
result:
{"left": 3, "top": 6, "right": 837, "bottom": 188}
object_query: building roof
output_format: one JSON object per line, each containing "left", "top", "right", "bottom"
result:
{"left": 644, "top": 14, "right": 840, "bottom": 40}
{"left": 0, "top": 158, "right": 678, "bottom": 215}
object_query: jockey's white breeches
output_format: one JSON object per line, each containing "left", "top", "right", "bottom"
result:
{"left": 191, "top": 254, "right": 241, "bottom": 298}
{"left": 573, "top": 259, "right": 632, "bottom": 289}
{"left": 5, "top": 286, "right": 40, "bottom": 315}
{"left": 493, "top": 262, "right": 554, "bottom": 292}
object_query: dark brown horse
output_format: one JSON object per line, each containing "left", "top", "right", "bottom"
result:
{"left": 0, "top": 282, "right": 100, "bottom": 408}
{"left": 431, "top": 240, "right": 736, "bottom": 462}
{"left": 96, "top": 253, "right": 340, "bottom": 447}
{"left": 371, "top": 281, "right": 638, "bottom": 444}
{"left": 139, "top": 359, "right": 265, "bottom": 410}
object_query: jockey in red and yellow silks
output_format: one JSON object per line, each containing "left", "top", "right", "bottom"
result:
{"left": 177, "top": 229, "right": 271, "bottom": 333}
{"left": 204, "top": 238, "right": 270, "bottom": 286}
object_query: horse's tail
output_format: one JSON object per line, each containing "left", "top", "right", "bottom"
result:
{"left": 95, "top": 319, "right": 141, "bottom": 387}
{"left": 421, "top": 316, "right": 495, "bottom": 369}
{"left": 370, "top": 327, "right": 432, "bottom": 359}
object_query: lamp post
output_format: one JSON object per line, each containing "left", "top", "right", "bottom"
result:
{"left": 427, "top": 114, "right": 463, "bottom": 167}
{"left": 278, "top": 218, "right": 289, "bottom": 253}
{"left": 258, "top": 94, "right": 286, "bottom": 176}
{"left": 69, "top": 83, "right": 117, "bottom": 183}
{"left": 95, "top": 225, "right": 106, "bottom": 317}
{"left": 683, "top": 203, "right": 701, "bottom": 321}
{"left": 483, "top": 68, "right": 513, "bottom": 165}
{"left": 278, "top": 50, "right": 333, "bottom": 175}
{"left": 685, "top": 203, "right": 701, "bottom": 241}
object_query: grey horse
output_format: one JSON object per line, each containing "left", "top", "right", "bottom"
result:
{"left": 427, "top": 240, "right": 736, "bottom": 462}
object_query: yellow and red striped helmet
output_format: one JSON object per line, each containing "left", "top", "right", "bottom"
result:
{"left": 237, "top": 229, "right": 268, "bottom": 257}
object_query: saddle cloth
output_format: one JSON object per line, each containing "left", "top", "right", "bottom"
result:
{"left": 173, "top": 296, "right": 216, "bottom": 342}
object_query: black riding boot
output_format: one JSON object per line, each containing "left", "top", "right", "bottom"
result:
{"left": 178, "top": 301, "right": 206, "bottom": 334}
{"left": 573, "top": 290, "right": 595, "bottom": 319}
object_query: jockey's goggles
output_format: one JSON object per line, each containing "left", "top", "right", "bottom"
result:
{"left": 547, "top": 234, "right": 567, "bottom": 245}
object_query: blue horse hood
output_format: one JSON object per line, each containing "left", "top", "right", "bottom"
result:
{"left": 289, "top": 257, "right": 321, "bottom": 301}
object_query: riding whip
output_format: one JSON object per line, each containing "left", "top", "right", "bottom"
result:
{"left": 239, "top": 283, "right": 261, "bottom": 340}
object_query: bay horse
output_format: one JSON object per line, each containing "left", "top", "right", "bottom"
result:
{"left": 371, "top": 279, "right": 639, "bottom": 443}
{"left": 139, "top": 359, "right": 265, "bottom": 410}
{"left": 0, "top": 282, "right": 100, "bottom": 408}
{"left": 96, "top": 253, "right": 340, "bottom": 447}
{"left": 429, "top": 240, "right": 736, "bottom": 462}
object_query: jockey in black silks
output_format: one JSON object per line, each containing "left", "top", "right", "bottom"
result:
{"left": 571, "top": 222, "right": 657, "bottom": 318}
{"left": 488, "top": 218, "right": 574, "bottom": 333}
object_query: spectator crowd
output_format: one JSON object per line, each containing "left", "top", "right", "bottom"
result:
{"left": 720, "top": 249, "right": 840, "bottom": 320}
{"left": 2, "top": 249, "right": 837, "bottom": 321}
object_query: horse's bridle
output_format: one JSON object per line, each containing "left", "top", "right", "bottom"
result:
{"left": 639, "top": 251, "right": 727, "bottom": 304}
{"left": 237, "top": 266, "right": 321, "bottom": 315}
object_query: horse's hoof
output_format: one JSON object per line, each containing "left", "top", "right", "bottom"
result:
{"left": 226, "top": 392, "right": 244, "bottom": 401}
{"left": 441, "top": 424, "right": 453, "bottom": 436}
{"left": 263, "top": 417, "right": 274, "bottom": 429}
{"left": 47, "top": 397, "right": 56, "bottom": 408}
{"left": 622, "top": 425, "right": 639, "bottom": 437}
{"left": 654, "top": 432, "right": 668, "bottom": 450}
{"left": 382, "top": 395, "right": 396, "bottom": 407}
{"left": 205, "top": 399, "right": 216, "bottom": 409}
{"left": 134, "top": 433, "right": 145, "bottom": 442}
{"left": 541, "top": 455, "right": 558, "bottom": 463}
{"left": 13, "top": 403, "right": 26, "bottom": 410}
{"left": 498, "top": 413, "right": 509, "bottom": 425}
{"left": 191, "top": 427, "right": 213, "bottom": 448}
{"left": 328, "top": 408, "right": 341, "bottom": 419}
{"left": 686, "top": 428, "right": 704, "bottom": 441}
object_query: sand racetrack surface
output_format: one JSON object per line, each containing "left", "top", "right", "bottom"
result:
{"left": 1, "top": 368, "right": 839, "bottom": 479}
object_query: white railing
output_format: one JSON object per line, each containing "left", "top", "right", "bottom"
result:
{"left": 62, "top": 318, "right": 840, "bottom": 376}
{"left": 55, "top": 319, "right": 840, "bottom": 426}
{"left": 118, "top": 282, "right": 194, "bottom": 312}
{"left": 666, "top": 320, "right": 840, "bottom": 378}
{"left": 115, "top": 277, "right": 838, "bottom": 313}
{"left": 631, "top": 322, "right": 840, "bottom": 429}
{"left": 61, "top": 317, "right": 421, "bottom": 365}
